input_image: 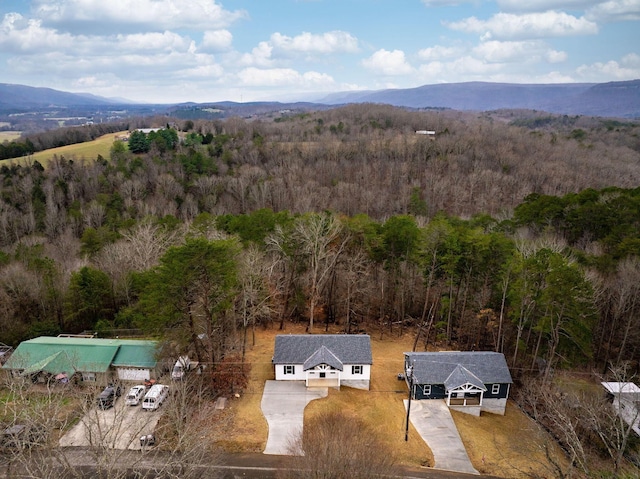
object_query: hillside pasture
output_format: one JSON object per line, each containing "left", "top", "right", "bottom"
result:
{"left": 0, "top": 131, "right": 22, "bottom": 142}
{"left": 1, "top": 131, "right": 127, "bottom": 167}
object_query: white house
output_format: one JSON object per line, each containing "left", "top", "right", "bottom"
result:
{"left": 272, "top": 335, "right": 372, "bottom": 390}
{"left": 602, "top": 382, "right": 640, "bottom": 436}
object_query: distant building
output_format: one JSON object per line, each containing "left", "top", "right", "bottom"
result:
{"left": 415, "top": 130, "right": 436, "bottom": 136}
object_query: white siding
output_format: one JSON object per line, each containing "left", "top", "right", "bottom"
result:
{"left": 117, "top": 367, "right": 150, "bottom": 381}
{"left": 274, "top": 364, "right": 306, "bottom": 381}
{"left": 341, "top": 364, "right": 371, "bottom": 381}
{"left": 274, "top": 363, "right": 371, "bottom": 386}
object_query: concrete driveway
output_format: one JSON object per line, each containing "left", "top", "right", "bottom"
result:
{"left": 405, "top": 399, "right": 479, "bottom": 475}
{"left": 60, "top": 396, "right": 162, "bottom": 450}
{"left": 261, "top": 380, "right": 327, "bottom": 455}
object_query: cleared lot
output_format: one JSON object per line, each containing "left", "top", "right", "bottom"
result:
{"left": 59, "top": 394, "right": 162, "bottom": 450}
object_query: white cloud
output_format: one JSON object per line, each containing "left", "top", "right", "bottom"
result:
{"left": 200, "top": 30, "right": 233, "bottom": 52}
{"left": 270, "top": 31, "right": 359, "bottom": 55}
{"left": 240, "top": 41, "right": 274, "bottom": 67}
{"left": 496, "top": 0, "right": 601, "bottom": 12}
{"left": 32, "top": 0, "right": 247, "bottom": 32}
{"left": 418, "top": 45, "right": 463, "bottom": 61}
{"left": 586, "top": 0, "right": 640, "bottom": 22}
{"left": 447, "top": 11, "right": 598, "bottom": 40}
{"left": 236, "top": 67, "right": 334, "bottom": 88}
{"left": 576, "top": 53, "right": 640, "bottom": 80}
{"left": 472, "top": 40, "right": 567, "bottom": 64}
{"left": 545, "top": 49, "right": 568, "bottom": 63}
{"left": 0, "top": 13, "right": 75, "bottom": 53}
{"left": 361, "top": 49, "right": 414, "bottom": 76}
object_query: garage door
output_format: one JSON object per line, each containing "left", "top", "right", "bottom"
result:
{"left": 117, "top": 368, "right": 150, "bottom": 381}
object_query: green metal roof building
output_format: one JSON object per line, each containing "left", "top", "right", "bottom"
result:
{"left": 2, "top": 336, "right": 159, "bottom": 382}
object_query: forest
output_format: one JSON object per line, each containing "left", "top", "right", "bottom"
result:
{"left": 0, "top": 104, "right": 639, "bottom": 375}
{"left": 1, "top": 103, "right": 640, "bottom": 475}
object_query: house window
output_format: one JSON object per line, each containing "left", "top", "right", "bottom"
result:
{"left": 491, "top": 384, "right": 500, "bottom": 395}
{"left": 423, "top": 385, "right": 431, "bottom": 396}
{"left": 352, "top": 365, "right": 363, "bottom": 375}
{"left": 82, "top": 372, "right": 96, "bottom": 382}
{"left": 284, "top": 365, "right": 295, "bottom": 375}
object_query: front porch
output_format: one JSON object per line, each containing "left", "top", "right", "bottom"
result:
{"left": 307, "top": 377, "right": 340, "bottom": 388}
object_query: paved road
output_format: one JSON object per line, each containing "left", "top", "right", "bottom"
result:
{"left": 260, "top": 380, "right": 327, "bottom": 455}
{"left": 405, "top": 399, "right": 479, "bottom": 475}
{"left": 1, "top": 450, "right": 490, "bottom": 479}
{"left": 59, "top": 396, "right": 162, "bottom": 450}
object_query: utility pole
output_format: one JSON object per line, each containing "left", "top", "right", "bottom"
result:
{"left": 404, "top": 363, "right": 414, "bottom": 441}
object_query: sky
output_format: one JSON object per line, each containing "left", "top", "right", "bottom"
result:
{"left": 0, "top": 0, "right": 639, "bottom": 104}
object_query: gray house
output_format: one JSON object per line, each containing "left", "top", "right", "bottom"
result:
{"left": 273, "top": 335, "right": 372, "bottom": 390}
{"left": 404, "top": 351, "right": 512, "bottom": 416}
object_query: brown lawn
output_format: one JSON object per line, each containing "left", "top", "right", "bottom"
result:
{"left": 212, "top": 322, "right": 568, "bottom": 477}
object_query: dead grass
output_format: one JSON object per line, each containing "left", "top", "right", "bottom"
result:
{"left": 0, "top": 131, "right": 22, "bottom": 142}
{"left": 452, "top": 402, "right": 569, "bottom": 477}
{"left": 0, "top": 132, "right": 127, "bottom": 167}
{"left": 213, "top": 323, "right": 569, "bottom": 476}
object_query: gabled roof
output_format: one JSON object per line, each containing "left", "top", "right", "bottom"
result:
{"left": 273, "top": 335, "right": 372, "bottom": 365}
{"left": 2, "top": 337, "right": 158, "bottom": 375}
{"left": 602, "top": 382, "right": 640, "bottom": 395}
{"left": 444, "top": 364, "right": 486, "bottom": 391}
{"left": 112, "top": 340, "right": 158, "bottom": 368}
{"left": 303, "top": 345, "right": 343, "bottom": 371}
{"left": 405, "top": 351, "right": 512, "bottom": 386}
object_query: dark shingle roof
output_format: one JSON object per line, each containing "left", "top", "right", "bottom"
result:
{"left": 404, "top": 351, "right": 512, "bottom": 385}
{"left": 303, "top": 345, "right": 343, "bottom": 371}
{"left": 273, "top": 335, "right": 372, "bottom": 365}
{"left": 444, "top": 365, "right": 486, "bottom": 391}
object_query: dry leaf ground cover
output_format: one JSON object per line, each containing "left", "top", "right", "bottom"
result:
{"left": 211, "top": 323, "right": 567, "bottom": 477}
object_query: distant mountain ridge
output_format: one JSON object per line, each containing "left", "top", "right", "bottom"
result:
{"left": 0, "top": 83, "right": 123, "bottom": 109}
{"left": 318, "top": 80, "right": 640, "bottom": 118}
{"left": 1, "top": 80, "right": 639, "bottom": 118}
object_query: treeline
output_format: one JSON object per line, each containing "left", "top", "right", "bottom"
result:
{"left": 1, "top": 196, "right": 639, "bottom": 376}
{"left": 0, "top": 105, "right": 639, "bottom": 377}
{"left": 0, "top": 122, "right": 129, "bottom": 160}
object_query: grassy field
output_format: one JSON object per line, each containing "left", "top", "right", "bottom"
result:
{"left": 0, "top": 131, "right": 22, "bottom": 142}
{"left": 0, "top": 131, "right": 127, "bottom": 167}
{"left": 211, "top": 323, "right": 567, "bottom": 477}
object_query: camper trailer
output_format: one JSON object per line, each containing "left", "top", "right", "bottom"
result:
{"left": 171, "top": 356, "right": 191, "bottom": 380}
{"left": 142, "top": 384, "right": 169, "bottom": 411}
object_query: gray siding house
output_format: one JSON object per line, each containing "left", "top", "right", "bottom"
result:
{"left": 404, "top": 351, "right": 512, "bottom": 416}
{"left": 273, "top": 335, "right": 372, "bottom": 390}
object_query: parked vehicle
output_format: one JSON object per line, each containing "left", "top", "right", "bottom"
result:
{"left": 125, "top": 385, "right": 147, "bottom": 406}
{"left": 97, "top": 384, "right": 121, "bottom": 410}
{"left": 171, "top": 356, "right": 191, "bottom": 380}
{"left": 142, "top": 384, "right": 169, "bottom": 411}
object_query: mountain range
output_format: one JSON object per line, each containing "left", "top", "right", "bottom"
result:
{"left": 317, "top": 80, "right": 640, "bottom": 118}
{"left": 1, "top": 80, "right": 639, "bottom": 119}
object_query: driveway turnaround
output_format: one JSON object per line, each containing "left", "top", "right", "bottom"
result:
{"left": 405, "top": 399, "right": 479, "bottom": 475}
{"left": 60, "top": 398, "right": 162, "bottom": 450}
{"left": 261, "top": 380, "right": 327, "bottom": 455}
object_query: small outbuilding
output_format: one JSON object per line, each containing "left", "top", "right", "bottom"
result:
{"left": 2, "top": 336, "right": 159, "bottom": 383}
{"left": 404, "top": 351, "right": 512, "bottom": 416}
{"left": 272, "top": 334, "right": 372, "bottom": 390}
{"left": 602, "top": 382, "right": 640, "bottom": 436}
